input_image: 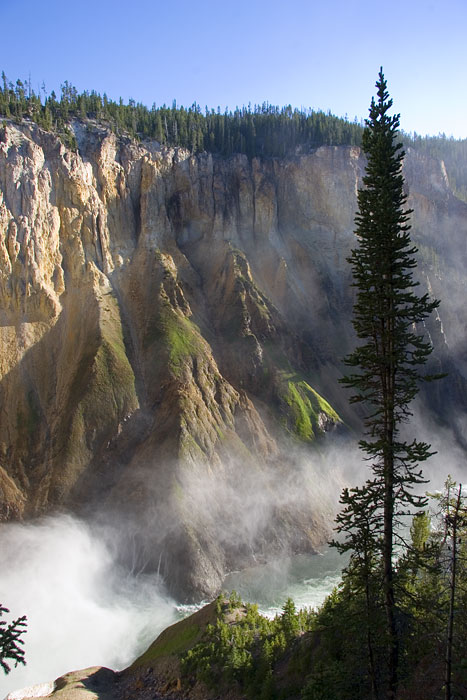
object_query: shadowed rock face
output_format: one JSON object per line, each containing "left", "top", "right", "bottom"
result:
{"left": 1, "top": 120, "right": 466, "bottom": 597}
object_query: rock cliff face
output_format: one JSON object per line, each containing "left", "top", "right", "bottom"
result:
{"left": 1, "top": 120, "right": 466, "bottom": 598}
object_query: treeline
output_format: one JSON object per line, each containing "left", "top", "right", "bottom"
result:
{"left": 0, "top": 73, "right": 363, "bottom": 157}
{"left": 2, "top": 73, "right": 467, "bottom": 196}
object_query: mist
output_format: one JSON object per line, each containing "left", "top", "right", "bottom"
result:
{"left": 400, "top": 400, "right": 467, "bottom": 491}
{"left": 0, "top": 514, "right": 176, "bottom": 698}
{"left": 0, "top": 440, "right": 357, "bottom": 697}
{"left": 0, "top": 417, "right": 464, "bottom": 699}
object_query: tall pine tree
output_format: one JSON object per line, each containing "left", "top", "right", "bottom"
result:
{"left": 339, "top": 68, "right": 441, "bottom": 699}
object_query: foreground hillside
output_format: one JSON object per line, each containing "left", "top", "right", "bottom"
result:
{"left": 12, "top": 553, "right": 467, "bottom": 700}
{"left": 1, "top": 119, "right": 467, "bottom": 597}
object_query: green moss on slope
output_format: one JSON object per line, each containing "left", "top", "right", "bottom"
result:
{"left": 144, "top": 303, "right": 204, "bottom": 378}
{"left": 132, "top": 621, "right": 200, "bottom": 667}
{"left": 279, "top": 376, "right": 340, "bottom": 441}
{"left": 64, "top": 292, "right": 138, "bottom": 466}
{"left": 129, "top": 601, "right": 219, "bottom": 670}
{"left": 82, "top": 293, "right": 138, "bottom": 422}
{"left": 165, "top": 314, "right": 203, "bottom": 376}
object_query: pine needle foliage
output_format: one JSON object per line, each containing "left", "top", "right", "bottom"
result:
{"left": 181, "top": 591, "right": 314, "bottom": 698}
{"left": 0, "top": 604, "right": 27, "bottom": 674}
{"left": 338, "top": 68, "right": 442, "bottom": 699}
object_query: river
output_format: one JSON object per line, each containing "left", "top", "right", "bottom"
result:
{"left": 0, "top": 517, "right": 343, "bottom": 699}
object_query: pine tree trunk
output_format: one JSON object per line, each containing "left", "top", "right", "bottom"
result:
{"left": 384, "top": 301, "right": 398, "bottom": 700}
{"left": 365, "top": 569, "right": 378, "bottom": 700}
{"left": 383, "top": 451, "right": 398, "bottom": 699}
{"left": 445, "top": 485, "right": 462, "bottom": 700}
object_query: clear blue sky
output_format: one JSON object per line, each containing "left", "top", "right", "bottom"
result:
{"left": 2, "top": 0, "right": 466, "bottom": 138}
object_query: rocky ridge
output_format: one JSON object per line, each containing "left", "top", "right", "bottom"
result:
{"left": 0, "top": 119, "right": 466, "bottom": 597}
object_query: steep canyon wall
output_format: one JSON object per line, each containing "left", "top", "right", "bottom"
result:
{"left": 1, "top": 120, "right": 466, "bottom": 597}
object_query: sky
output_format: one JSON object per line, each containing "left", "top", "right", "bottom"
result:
{"left": 1, "top": 0, "right": 466, "bottom": 138}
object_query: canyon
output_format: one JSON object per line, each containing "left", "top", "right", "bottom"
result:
{"left": 1, "top": 119, "right": 466, "bottom": 600}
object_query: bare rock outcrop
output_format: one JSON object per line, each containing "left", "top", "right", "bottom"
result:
{"left": 1, "top": 120, "right": 466, "bottom": 596}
